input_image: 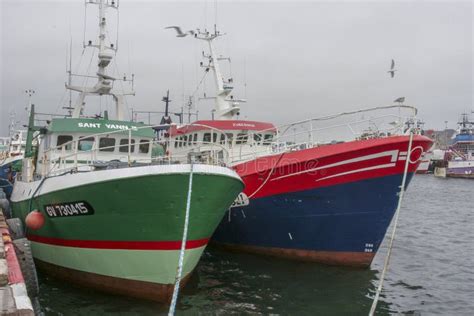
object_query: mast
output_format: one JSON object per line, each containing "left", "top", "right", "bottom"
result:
{"left": 194, "top": 26, "right": 245, "bottom": 120}
{"left": 160, "top": 90, "right": 172, "bottom": 125}
{"left": 167, "top": 24, "right": 245, "bottom": 120}
{"left": 66, "top": 0, "right": 134, "bottom": 120}
{"left": 458, "top": 113, "right": 474, "bottom": 134}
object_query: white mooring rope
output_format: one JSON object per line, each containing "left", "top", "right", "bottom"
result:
{"left": 169, "top": 163, "right": 194, "bottom": 316}
{"left": 369, "top": 130, "right": 414, "bottom": 316}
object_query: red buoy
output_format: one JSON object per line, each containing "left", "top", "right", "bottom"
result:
{"left": 25, "top": 210, "right": 45, "bottom": 230}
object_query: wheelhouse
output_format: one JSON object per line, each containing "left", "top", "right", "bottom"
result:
{"left": 37, "top": 118, "right": 155, "bottom": 174}
{"left": 168, "top": 120, "right": 277, "bottom": 163}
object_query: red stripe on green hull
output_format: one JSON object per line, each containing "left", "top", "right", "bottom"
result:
{"left": 27, "top": 234, "right": 209, "bottom": 250}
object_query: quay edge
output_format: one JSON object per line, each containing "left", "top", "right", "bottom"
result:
{"left": 0, "top": 209, "right": 35, "bottom": 316}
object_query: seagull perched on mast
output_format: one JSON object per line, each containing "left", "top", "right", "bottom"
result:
{"left": 387, "top": 59, "right": 396, "bottom": 78}
{"left": 165, "top": 26, "right": 195, "bottom": 37}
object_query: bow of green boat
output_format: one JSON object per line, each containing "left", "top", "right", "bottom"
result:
{"left": 10, "top": 163, "right": 243, "bottom": 302}
{"left": 9, "top": 67, "right": 244, "bottom": 305}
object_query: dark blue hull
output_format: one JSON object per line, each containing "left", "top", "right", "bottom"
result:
{"left": 212, "top": 173, "right": 414, "bottom": 267}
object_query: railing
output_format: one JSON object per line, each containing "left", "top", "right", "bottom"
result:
{"left": 270, "top": 105, "right": 418, "bottom": 143}
{"left": 33, "top": 105, "right": 421, "bottom": 177}
{"left": 173, "top": 105, "right": 420, "bottom": 164}
{"left": 37, "top": 123, "right": 231, "bottom": 178}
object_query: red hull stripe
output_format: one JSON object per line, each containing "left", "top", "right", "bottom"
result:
{"left": 27, "top": 234, "right": 209, "bottom": 250}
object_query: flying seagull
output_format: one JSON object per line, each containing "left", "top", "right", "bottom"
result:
{"left": 165, "top": 26, "right": 195, "bottom": 37}
{"left": 388, "top": 59, "right": 396, "bottom": 78}
{"left": 394, "top": 97, "right": 405, "bottom": 104}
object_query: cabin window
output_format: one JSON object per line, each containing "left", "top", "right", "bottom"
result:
{"left": 188, "top": 135, "right": 192, "bottom": 146}
{"left": 119, "top": 138, "right": 135, "bottom": 153}
{"left": 178, "top": 137, "right": 183, "bottom": 148}
{"left": 183, "top": 135, "right": 188, "bottom": 147}
{"left": 213, "top": 133, "right": 218, "bottom": 143}
{"left": 78, "top": 137, "right": 95, "bottom": 151}
{"left": 220, "top": 134, "right": 226, "bottom": 144}
{"left": 57, "top": 135, "right": 73, "bottom": 150}
{"left": 226, "top": 133, "right": 233, "bottom": 146}
{"left": 253, "top": 134, "right": 263, "bottom": 145}
{"left": 203, "top": 133, "right": 211, "bottom": 143}
{"left": 193, "top": 133, "right": 198, "bottom": 145}
{"left": 99, "top": 137, "right": 116, "bottom": 152}
{"left": 263, "top": 134, "right": 274, "bottom": 145}
{"left": 236, "top": 133, "right": 248, "bottom": 144}
{"left": 174, "top": 138, "right": 178, "bottom": 148}
{"left": 139, "top": 139, "right": 150, "bottom": 154}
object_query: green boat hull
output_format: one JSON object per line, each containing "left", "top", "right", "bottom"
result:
{"left": 10, "top": 165, "right": 243, "bottom": 302}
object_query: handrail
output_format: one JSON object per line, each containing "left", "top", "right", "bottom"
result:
{"left": 277, "top": 104, "right": 417, "bottom": 132}
{"left": 37, "top": 122, "right": 232, "bottom": 177}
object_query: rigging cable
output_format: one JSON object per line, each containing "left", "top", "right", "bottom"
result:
{"left": 191, "top": 69, "right": 210, "bottom": 101}
{"left": 368, "top": 129, "right": 415, "bottom": 316}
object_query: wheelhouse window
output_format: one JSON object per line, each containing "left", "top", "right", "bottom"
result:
{"left": 212, "top": 133, "right": 218, "bottom": 143}
{"left": 188, "top": 135, "right": 193, "bottom": 146}
{"left": 263, "top": 134, "right": 274, "bottom": 145}
{"left": 193, "top": 133, "right": 198, "bottom": 145}
{"left": 57, "top": 135, "right": 73, "bottom": 150}
{"left": 139, "top": 139, "right": 150, "bottom": 154}
{"left": 174, "top": 137, "right": 178, "bottom": 148}
{"left": 119, "top": 138, "right": 135, "bottom": 153}
{"left": 99, "top": 137, "right": 116, "bottom": 152}
{"left": 236, "top": 133, "right": 248, "bottom": 145}
{"left": 253, "top": 134, "right": 263, "bottom": 145}
{"left": 203, "top": 133, "right": 211, "bottom": 143}
{"left": 226, "top": 133, "right": 233, "bottom": 146}
{"left": 183, "top": 135, "right": 188, "bottom": 147}
{"left": 220, "top": 134, "right": 226, "bottom": 145}
{"left": 78, "top": 137, "right": 95, "bottom": 151}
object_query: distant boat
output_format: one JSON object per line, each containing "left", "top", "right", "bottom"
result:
{"left": 416, "top": 152, "right": 431, "bottom": 174}
{"left": 446, "top": 113, "right": 474, "bottom": 179}
{"left": 0, "top": 130, "right": 26, "bottom": 197}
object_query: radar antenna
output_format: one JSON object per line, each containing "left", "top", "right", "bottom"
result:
{"left": 166, "top": 24, "right": 246, "bottom": 120}
{"left": 66, "top": 0, "right": 134, "bottom": 120}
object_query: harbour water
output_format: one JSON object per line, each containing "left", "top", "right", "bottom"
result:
{"left": 37, "top": 175, "right": 473, "bottom": 315}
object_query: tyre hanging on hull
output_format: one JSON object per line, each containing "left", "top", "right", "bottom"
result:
{"left": 13, "top": 238, "right": 39, "bottom": 297}
{"left": 6, "top": 218, "right": 25, "bottom": 240}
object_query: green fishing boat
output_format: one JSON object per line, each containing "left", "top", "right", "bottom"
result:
{"left": 10, "top": 0, "right": 243, "bottom": 303}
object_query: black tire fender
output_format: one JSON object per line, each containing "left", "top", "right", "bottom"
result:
{"left": 13, "top": 238, "right": 39, "bottom": 298}
{"left": 6, "top": 218, "right": 25, "bottom": 240}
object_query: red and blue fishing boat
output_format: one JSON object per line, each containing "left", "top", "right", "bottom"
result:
{"left": 164, "top": 27, "right": 433, "bottom": 267}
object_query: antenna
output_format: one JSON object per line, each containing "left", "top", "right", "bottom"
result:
{"left": 159, "top": 90, "right": 173, "bottom": 126}
{"left": 25, "top": 89, "right": 35, "bottom": 113}
{"left": 214, "top": 0, "right": 218, "bottom": 29}
{"left": 187, "top": 96, "right": 193, "bottom": 123}
{"left": 166, "top": 24, "right": 246, "bottom": 120}
{"left": 63, "top": 37, "right": 74, "bottom": 116}
{"left": 244, "top": 57, "right": 247, "bottom": 99}
{"left": 67, "top": 0, "right": 133, "bottom": 120}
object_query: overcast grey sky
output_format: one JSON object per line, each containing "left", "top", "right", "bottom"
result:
{"left": 1, "top": 0, "right": 472, "bottom": 135}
